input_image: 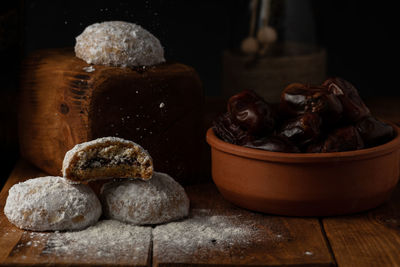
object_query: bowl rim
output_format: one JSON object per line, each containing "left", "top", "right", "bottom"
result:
{"left": 206, "top": 122, "right": 400, "bottom": 163}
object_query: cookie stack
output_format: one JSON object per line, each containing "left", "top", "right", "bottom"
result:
{"left": 4, "top": 137, "right": 190, "bottom": 231}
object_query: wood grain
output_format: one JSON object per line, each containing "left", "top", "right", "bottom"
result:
{"left": 0, "top": 91, "right": 18, "bottom": 189}
{"left": 2, "top": 227, "right": 152, "bottom": 267}
{"left": 323, "top": 184, "right": 400, "bottom": 267}
{"left": 153, "top": 209, "right": 334, "bottom": 267}
{"left": 154, "top": 184, "right": 335, "bottom": 267}
{"left": 185, "top": 183, "right": 238, "bottom": 210}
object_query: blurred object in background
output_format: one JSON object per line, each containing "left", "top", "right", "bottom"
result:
{"left": 20, "top": 0, "right": 400, "bottom": 98}
{"left": 223, "top": 0, "right": 326, "bottom": 103}
{"left": 0, "top": 1, "right": 21, "bottom": 188}
{"left": 223, "top": 43, "right": 326, "bottom": 103}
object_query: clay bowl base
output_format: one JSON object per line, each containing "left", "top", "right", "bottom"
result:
{"left": 206, "top": 125, "right": 400, "bottom": 217}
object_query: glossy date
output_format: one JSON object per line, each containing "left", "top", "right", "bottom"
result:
{"left": 227, "top": 90, "right": 275, "bottom": 135}
{"left": 306, "top": 126, "right": 364, "bottom": 153}
{"left": 356, "top": 116, "right": 394, "bottom": 147}
{"left": 243, "top": 135, "right": 300, "bottom": 153}
{"left": 213, "top": 112, "right": 251, "bottom": 145}
{"left": 213, "top": 78, "right": 394, "bottom": 153}
{"left": 323, "top": 77, "right": 370, "bottom": 123}
{"left": 280, "top": 83, "right": 343, "bottom": 125}
{"left": 279, "top": 112, "right": 322, "bottom": 147}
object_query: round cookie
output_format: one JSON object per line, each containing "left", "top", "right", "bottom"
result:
{"left": 4, "top": 176, "right": 102, "bottom": 231}
{"left": 75, "top": 21, "right": 165, "bottom": 67}
{"left": 101, "top": 172, "right": 189, "bottom": 225}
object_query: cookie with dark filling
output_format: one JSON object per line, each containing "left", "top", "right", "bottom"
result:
{"left": 62, "top": 137, "right": 153, "bottom": 182}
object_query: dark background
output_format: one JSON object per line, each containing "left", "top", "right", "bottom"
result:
{"left": 1, "top": 0, "right": 399, "bottom": 188}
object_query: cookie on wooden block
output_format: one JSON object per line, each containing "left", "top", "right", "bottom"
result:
{"left": 75, "top": 21, "right": 165, "bottom": 67}
{"left": 100, "top": 172, "right": 189, "bottom": 225}
{"left": 4, "top": 176, "right": 102, "bottom": 231}
{"left": 62, "top": 137, "right": 153, "bottom": 182}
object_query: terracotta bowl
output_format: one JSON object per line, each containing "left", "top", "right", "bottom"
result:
{"left": 206, "top": 124, "right": 400, "bottom": 216}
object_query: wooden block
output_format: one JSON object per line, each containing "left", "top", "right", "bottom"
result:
{"left": 323, "top": 184, "right": 400, "bottom": 267}
{"left": 153, "top": 209, "right": 334, "bottom": 266}
{"left": 19, "top": 48, "right": 203, "bottom": 184}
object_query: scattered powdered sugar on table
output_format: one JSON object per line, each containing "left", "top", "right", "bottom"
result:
{"left": 153, "top": 209, "right": 272, "bottom": 263}
{"left": 7, "top": 210, "right": 288, "bottom": 264}
{"left": 304, "top": 251, "right": 314, "bottom": 256}
{"left": 82, "top": 66, "right": 95, "bottom": 72}
{"left": 42, "top": 220, "right": 151, "bottom": 264}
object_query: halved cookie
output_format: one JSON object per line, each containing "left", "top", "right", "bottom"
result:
{"left": 62, "top": 137, "right": 153, "bottom": 182}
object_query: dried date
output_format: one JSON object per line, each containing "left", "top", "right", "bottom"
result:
{"left": 323, "top": 77, "right": 370, "bottom": 123}
{"left": 227, "top": 90, "right": 275, "bottom": 136}
{"left": 280, "top": 83, "right": 343, "bottom": 125}
{"left": 279, "top": 112, "right": 322, "bottom": 147}
{"left": 213, "top": 112, "right": 251, "bottom": 145}
{"left": 308, "top": 126, "right": 364, "bottom": 153}
{"left": 244, "top": 135, "right": 300, "bottom": 153}
{"left": 356, "top": 116, "right": 394, "bottom": 147}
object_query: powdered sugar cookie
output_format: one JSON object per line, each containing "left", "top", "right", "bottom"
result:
{"left": 101, "top": 172, "right": 189, "bottom": 225}
{"left": 75, "top": 21, "right": 165, "bottom": 67}
{"left": 4, "top": 176, "right": 101, "bottom": 231}
{"left": 62, "top": 137, "right": 153, "bottom": 182}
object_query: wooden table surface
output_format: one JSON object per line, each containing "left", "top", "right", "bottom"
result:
{"left": 1, "top": 160, "right": 400, "bottom": 267}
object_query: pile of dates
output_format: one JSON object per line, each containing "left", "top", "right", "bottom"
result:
{"left": 213, "top": 77, "right": 394, "bottom": 153}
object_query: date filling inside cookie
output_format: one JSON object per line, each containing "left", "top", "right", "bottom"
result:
{"left": 63, "top": 137, "right": 153, "bottom": 182}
